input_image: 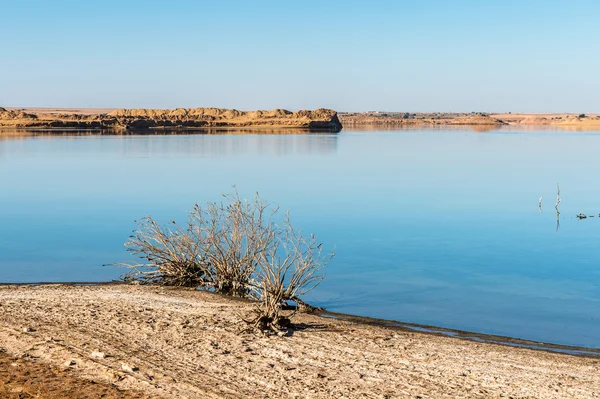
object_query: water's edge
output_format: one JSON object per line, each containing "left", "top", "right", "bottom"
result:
{"left": 319, "top": 312, "right": 600, "bottom": 358}
{"left": 2, "top": 281, "right": 598, "bottom": 358}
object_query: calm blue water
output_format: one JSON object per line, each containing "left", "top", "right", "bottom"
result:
{"left": 1, "top": 129, "right": 599, "bottom": 348}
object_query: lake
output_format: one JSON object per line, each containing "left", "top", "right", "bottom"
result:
{"left": 1, "top": 128, "right": 599, "bottom": 348}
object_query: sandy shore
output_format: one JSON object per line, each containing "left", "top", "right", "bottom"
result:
{"left": 0, "top": 285, "right": 598, "bottom": 398}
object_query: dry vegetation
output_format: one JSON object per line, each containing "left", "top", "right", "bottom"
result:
{"left": 116, "top": 192, "right": 333, "bottom": 332}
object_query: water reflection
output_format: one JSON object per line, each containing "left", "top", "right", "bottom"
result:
{"left": 555, "top": 184, "right": 561, "bottom": 231}
{"left": 341, "top": 125, "right": 600, "bottom": 133}
{"left": 469, "top": 125, "right": 498, "bottom": 133}
{"left": 0, "top": 130, "right": 338, "bottom": 158}
{"left": 118, "top": 135, "right": 338, "bottom": 158}
{"left": 0, "top": 128, "right": 340, "bottom": 137}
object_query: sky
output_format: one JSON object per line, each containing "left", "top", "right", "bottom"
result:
{"left": 1, "top": 0, "right": 599, "bottom": 112}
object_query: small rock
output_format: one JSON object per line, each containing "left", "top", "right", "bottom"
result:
{"left": 91, "top": 351, "right": 105, "bottom": 359}
{"left": 64, "top": 359, "right": 76, "bottom": 367}
{"left": 22, "top": 327, "right": 35, "bottom": 333}
{"left": 121, "top": 363, "right": 139, "bottom": 373}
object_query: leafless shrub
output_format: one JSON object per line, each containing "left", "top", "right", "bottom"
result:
{"left": 116, "top": 216, "right": 209, "bottom": 287}
{"left": 114, "top": 191, "right": 333, "bottom": 331}
{"left": 247, "top": 213, "right": 333, "bottom": 331}
{"left": 187, "top": 192, "right": 277, "bottom": 296}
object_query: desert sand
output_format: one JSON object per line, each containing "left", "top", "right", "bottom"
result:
{"left": 0, "top": 285, "right": 598, "bottom": 398}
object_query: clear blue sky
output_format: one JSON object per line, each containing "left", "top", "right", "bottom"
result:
{"left": 1, "top": 0, "right": 599, "bottom": 112}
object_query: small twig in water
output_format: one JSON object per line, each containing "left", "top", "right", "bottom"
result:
{"left": 555, "top": 183, "right": 561, "bottom": 213}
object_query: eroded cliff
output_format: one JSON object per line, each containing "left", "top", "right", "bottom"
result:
{"left": 0, "top": 107, "right": 343, "bottom": 132}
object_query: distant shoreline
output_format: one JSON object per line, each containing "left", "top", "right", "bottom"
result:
{"left": 3, "top": 108, "right": 600, "bottom": 133}
{"left": 339, "top": 111, "right": 600, "bottom": 128}
{"left": 0, "top": 107, "right": 343, "bottom": 132}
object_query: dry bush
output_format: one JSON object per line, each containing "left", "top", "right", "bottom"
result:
{"left": 187, "top": 192, "right": 277, "bottom": 296}
{"left": 115, "top": 191, "right": 333, "bottom": 331}
{"left": 117, "top": 216, "right": 209, "bottom": 287}
{"left": 248, "top": 213, "right": 333, "bottom": 331}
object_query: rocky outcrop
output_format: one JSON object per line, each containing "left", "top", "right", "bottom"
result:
{"left": 0, "top": 108, "right": 37, "bottom": 121}
{"left": 106, "top": 108, "right": 342, "bottom": 131}
{"left": 0, "top": 107, "right": 342, "bottom": 132}
{"left": 339, "top": 112, "right": 506, "bottom": 127}
{"left": 447, "top": 114, "right": 506, "bottom": 125}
